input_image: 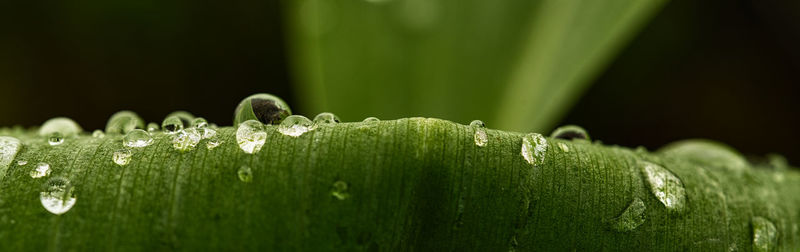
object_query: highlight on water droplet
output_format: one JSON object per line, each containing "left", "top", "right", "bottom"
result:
{"left": 47, "top": 132, "right": 65, "bottom": 146}
{"left": 105, "top": 111, "right": 145, "bottom": 134}
{"left": 233, "top": 93, "right": 292, "bottom": 126}
{"left": 17, "top": 160, "right": 27, "bottom": 166}
{"left": 40, "top": 177, "right": 77, "bottom": 215}
{"left": 30, "top": 162, "right": 51, "bottom": 178}
{"left": 123, "top": 129, "right": 153, "bottom": 148}
{"left": 236, "top": 120, "right": 266, "bottom": 154}
{"left": 521, "top": 133, "right": 548, "bottom": 166}
{"left": 640, "top": 161, "right": 686, "bottom": 213}
{"left": 161, "top": 116, "right": 184, "bottom": 134}
{"left": 172, "top": 128, "right": 201, "bottom": 152}
{"left": 92, "top": 130, "right": 105, "bottom": 138}
{"left": 752, "top": 216, "right": 778, "bottom": 252}
{"left": 549, "top": 125, "right": 590, "bottom": 141}
{"left": 278, "top": 115, "right": 315, "bottom": 137}
{"left": 331, "top": 180, "right": 350, "bottom": 200}
{"left": 39, "top": 117, "right": 83, "bottom": 139}
{"left": 113, "top": 149, "right": 133, "bottom": 166}
{"left": 557, "top": 142, "right": 569, "bottom": 152}
{"left": 362, "top": 117, "right": 380, "bottom": 123}
{"left": 237, "top": 166, "right": 253, "bottom": 183}
{"left": 470, "top": 120, "right": 488, "bottom": 147}
{"left": 606, "top": 197, "right": 646, "bottom": 232}
{"left": 313, "top": 112, "right": 340, "bottom": 125}
{"left": 0, "top": 136, "right": 22, "bottom": 174}
{"left": 147, "top": 122, "right": 160, "bottom": 132}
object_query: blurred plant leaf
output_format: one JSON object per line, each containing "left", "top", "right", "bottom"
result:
{"left": 285, "top": 0, "right": 667, "bottom": 131}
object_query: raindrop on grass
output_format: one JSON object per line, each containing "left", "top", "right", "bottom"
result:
{"left": 147, "top": 122, "right": 160, "bottom": 132}
{"left": 362, "top": 117, "right": 380, "bottom": 123}
{"left": 550, "top": 125, "right": 590, "bottom": 141}
{"left": 105, "top": 111, "right": 144, "bottom": 134}
{"left": 234, "top": 93, "right": 292, "bottom": 126}
{"left": 172, "top": 128, "right": 201, "bottom": 152}
{"left": 237, "top": 166, "right": 253, "bottom": 183}
{"left": 331, "top": 180, "right": 350, "bottom": 200}
{"left": 607, "top": 198, "right": 646, "bottom": 232}
{"left": 640, "top": 161, "right": 686, "bottom": 213}
{"left": 313, "top": 112, "right": 340, "bottom": 125}
{"left": 162, "top": 116, "right": 184, "bottom": 134}
{"left": 752, "top": 216, "right": 777, "bottom": 252}
{"left": 236, "top": 120, "right": 266, "bottom": 154}
{"left": 40, "top": 177, "right": 76, "bottom": 215}
{"left": 470, "top": 120, "right": 487, "bottom": 147}
{"left": 39, "top": 117, "right": 83, "bottom": 138}
{"left": 521, "top": 133, "right": 548, "bottom": 166}
{"left": 92, "top": 130, "right": 105, "bottom": 138}
{"left": 0, "top": 136, "right": 22, "bottom": 172}
{"left": 123, "top": 129, "right": 153, "bottom": 148}
{"left": 113, "top": 149, "right": 133, "bottom": 166}
{"left": 278, "top": 115, "right": 315, "bottom": 137}
{"left": 30, "top": 162, "right": 51, "bottom": 178}
{"left": 47, "top": 132, "right": 64, "bottom": 146}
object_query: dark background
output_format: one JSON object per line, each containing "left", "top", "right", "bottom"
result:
{"left": 1, "top": 0, "right": 799, "bottom": 163}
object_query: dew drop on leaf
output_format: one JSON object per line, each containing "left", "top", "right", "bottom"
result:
{"left": 0, "top": 136, "right": 22, "bottom": 173}
{"left": 39, "top": 117, "right": 83, "bottom": 138}
{"left": 161, "top": 116, "right": 185, "bottom": 134}
{"left": 549, "top": 125, "right": 590, "bottom": 141}
{"left": 146, "top": 122, "right": 160, "bottom": 132}
{"left": 47, "top": 132, "right": 65, "bottom": 146}
{"left": 521, "top": 133, "right": 547, "bottom": 166}
{"left": 165, "top": 111, "right": 195, "bottom": 127}
{"left": 331, "top": 180, "right": 350, "bottom": 200}
{"left": 236, "top": 120, "right": 266, "bottom": 154}
{"left": 30, "top": 162, "right": 51, "bottom": 178}
{"left": 113, "top": 149, "right": 133, "bottom": 166}
{"left": 206, "top": 137, "right": 222, "bottom": 150}
{"left": 362, "top": 117, "right": 380, "bottom": 123}
{"left": 752, "top": 216, "right": 778, "bottom": 252}
{"left": 469, "top": 120, "right": 487, "bottom": 147}
{"left": 172, "top": 128, "right": 202, "bottom": 152}
{"left": 191, "top": 118, "right": 215, "bottom": 139}
{"left": 313, "top": 112, "right": 341, "bottom": 125}
{"left": 606, "top": 197, "right": 646, "bottom": 232}
{"left": 233, "top": 93, "right": 292, "bottom": 126}
{"left": 40, "top": 177, "right": 77, "bottom": 215}
{"left": 105, "top": 111, "right": 145, "bottom": 134}
{"left": 92, "top": 130, "right": 105, "bottom": 138}
{"left": 640, "top": 161, "right": 686, "bottom": 213}
{"left": 557, "top": 142, "right": 569, "bottom": 152}
{"left": 237, "top": 166, "right": 253, "bottom": 183}
{"left": 123, "top": 129, "right": 153, "bottom": 148}
{"left": 278, "top": 115, "right": 315, "bottom": 137}
{"left": 17, "top": 160, "right": 27, "bottom": 166}
{"left": 658, "top": 140, "right": 748, "bottom": 171}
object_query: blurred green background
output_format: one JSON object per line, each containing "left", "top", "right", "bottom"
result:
{"left": 0, "top": 0, "right": 799, "bottom": 163}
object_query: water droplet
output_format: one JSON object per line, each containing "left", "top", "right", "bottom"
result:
{"left": 92, "top": 130, "right": 105, "bottom": 138}
{"left": 362, "top": 117, "right": 380, "bottom": 123}
{"left": 234, "top": 93, "right": 292, "bottom": 126}
{"left": 470, "top": 120, "right": 487, "bottom": 147}
{"left": 550, "top": 125, "right": 590, "bottom": 141}
{"left": 113, "top": 149, "right": 133, "bottom": 166}
{"left": 172, "top": 128, "right": 201, "bottom": 152}
{"left": 331, "top": 180, "right": 350, "bottom": 200}
{"left": 206, "top": 138, "right": 222, "bottom": 150}
{"left": 658, "top": 139, "right": 747, "bottom": 171}
{"left": 165, "top": 111, "right": 195, "bottom": 127}
{"left": 30, "top": 162, "right": 51, "bottom": 178}
{"left": 557, "top": 142, "right": 569, "bottom": 152}
{"left": 17, "top": 160, "right": 27, "bottom": 166}
{"left": 39, "top": 117, "right": 83, "bottom": 138}
{"left": 40, "top": 177, "right": 77, "bottom": 215}
{"left": 313, "top": 112, "right": 340, "bottom": 125}
{"left": 191, "top": 117, "right": 208, "bottom": 128}
{"left": 237, "top": 166, "right": 253, "bottom": 183}
{"left": 161, "top": 116, "right": 184, "bottom": 134}
{"left": 123, "top": 129, "right": 153, "bottom": 148}
{"left": 0, "top": 136, "right": 22, "bottom": 173}
{"left": 521, "top": 133, "right": 548, "bottom": 166}
{"left": 47, "top": 132, "right": 65, "bottom": 146}
{"left": 752, "top": 216, "right": 777, "bottom": 252}
{"left": 640, "top": 161, "right": 686, "bottom": 213}
{"left": 236, "top": 120, "right": 266, "bottom": 154}
{"left": 146, "top": 122, "right": 160, "bottom": 132}
{"left": 278, "top": 115, "right": 315, "bottom": 137}
{"left": 607, "top": 198, "right": 646, "bottom": 232}
{"left": 105, "top": 111, "right": 144, "bottom": 134}
{"left": 191, "top": 117, "right": 216, "bottom": 139}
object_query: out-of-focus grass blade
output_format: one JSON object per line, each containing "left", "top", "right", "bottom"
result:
{"left": 285, "top": 0, "right": 666, "bottom": 131}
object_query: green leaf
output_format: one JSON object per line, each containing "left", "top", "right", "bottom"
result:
{"left": 0, "top": 118, "right": 797, "bottom": 250}
{"left": 284, "top": 0, "right": 667, "bottom": 131}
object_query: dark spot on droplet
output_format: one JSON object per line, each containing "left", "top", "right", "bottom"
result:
{"left": 252, "top": 98, "right": 289, "bottom": 125}
{"left": 553, "top": 131, "right": 587, "bottom": 140}
{"left": 164, "top": 124, "right": 177, "bottom": 132}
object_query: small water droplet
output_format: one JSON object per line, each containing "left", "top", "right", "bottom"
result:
{"left": 237, "top": 166, "right": 253, "bottom": 183}
{"left": 606, "top": 197, "right": 646, "bottom": 232}
{"left": 30, "top": 162, "right": 51, "bottom": 178}
{"left": 191, "top": 118, "right": 216, "bottom": 139}
{"left": 172, "top": 128, "right": 201, "bottom": 152}
{"left": 147, "top": 122, "right": 160, "bottom": 132}
{"left": 557, "top": 142, "right": 569, "bottom": 152}
{"left": 17, "top": 160, "right": 27, "bottom": 166}
{"left": 278, "top": 115, "right": 315, "bottom": 137}
{"left": 234, "top": 93, "right": 292, "bottom": 126}
{"left": 105, "top": 111, "right": 144, "bottom": 134}
{"left": 236, "top": 120, "right": 266, "bottom": 154}
{"left": 92, "top": 130, "right": 105, "bottom": 138}
{"left": 313, "top": 112, "right": 340, "bottom": 125}
{"left": 521, "top": 133, "right": 548, "bottom": 166}
{"left": 362, "top": 117, "right": 380, "bottom": 123}
{"left": 161, "top": 116, "right": 184, "bottom": 134}
{"left": 191, "top": 117, "right": 208, "bottom": 128}
{"left": 206, "top": 138, "right": 222, "bottom": 150}
{"left": 549, "top": 125, "right": 590, "bottom": 141}
{"left": 470, "top": 120, "right": 487, "bottom": 147}
{"left": 47, "top": 132, "right": 65, "bottom": 146}
{"left": 166, "top": 111, "right": 195, "bottom": 126}
{"left": 0, "top": 136, "right": 22, "bottom": 173}
{"left": 640, "top": 161, "right": 686, "bottom": 213}
{"left": 752, "top": 216, "right": 777, "bottom": 252}
{"left": 40, "top": 177, "right": 76, "bottom": 215}
{"left": 331, "top": 180, "right": 350, "bottom": 200}
{"left": 123, "top": 129, "right": 153, "bottom": 148}
{"left": 39, "top": 117, "right": 83, "bottom": 138}
{"left": 113, "top": 149, "right": 133, "bottom": 166}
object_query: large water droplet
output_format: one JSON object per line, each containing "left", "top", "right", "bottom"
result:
{"left": 92, "top": 130, "right": 105, "bottom": 138}
{"left": 331, "top": 180, "right": 350, "bottom": 200}
{"left": 521, "top": 133, "right": 548, "bottom": 166}
{"left": 146, "top": 122, "right": 160, "bottom": 132}
{"left": 40, "top": 177, "right": 77, "bottom": 215}
{"left": 234, "top": 93, "right": 292, "bottom": 126}
{"left": 105, "top": 111, "right": 145, "bottom": 134}
{"left": 47, "top": 132, "right": 65, "bottom": 146}
{"left": 278, "top": 115, "right": 315, "bottom": 137}
{"left": 752, "top": 216, "right": 777, "bottom": 252}
{"left": 640, "top": 161, "right": 686, "bottom": 213}
{"left": 161, "top": 116, "right": 184, "bottom": 134}
{"left": 236, "top": 120, "right": 266, "bottom": 154}
{"left": 313, "top": 112, "right": 341, "bottom": 125}
{"left": 0, "top": 136, "right": 22, "bottom": 174}
{"left": 470, "top": 120, "right": 488, "bottom": 147}
{"left": 549, "top": 125, "right": 590, "bottom": 141}
{"left": 113, "top": 149, "right": 133, "bottom": 166}
{"left": 39, "top": 117, "right": 83, "bottom": 138}
{"left": 607, "top": 198, "right": 646, "bottom": 232}
{"left": 237, "top": 166, "right": 253, "bottom": 183}
{"left": 172, "top": 128, "right": 201, "bottom": 152}
{"left": 123, "top": 129, "right": 153, "bottom": 148}
{"left": 658, "top": 139, "right": 748, "bottom": 171}
{"left": 30, "top": 162, "right": 51, "bottom": 178}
